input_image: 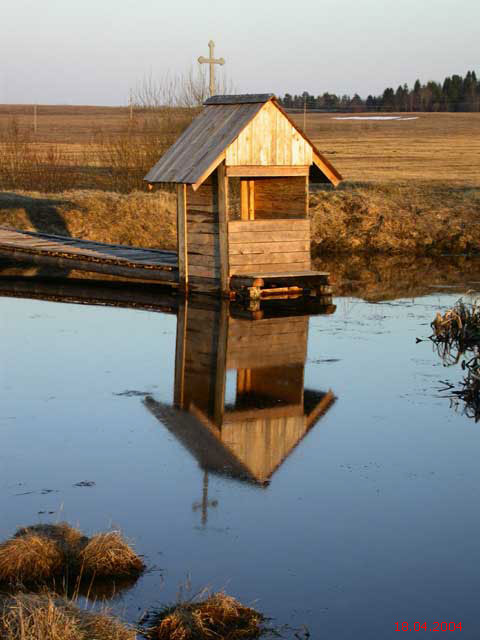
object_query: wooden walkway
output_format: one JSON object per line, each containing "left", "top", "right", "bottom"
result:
{"left": 0, "top": 227, "right": 178, "bottom": 283}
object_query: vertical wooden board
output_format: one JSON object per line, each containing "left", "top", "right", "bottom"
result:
{"left": 284, "top": 115, "right": 292, "bottom": 165}
{"left": 217, "top": 163, "right": 230, "bottom": 293}
{"left": 174, "top": 301, "right": 188, "bottom": 408}
{"left": 260, "top": 106, "right": 269, "bottom": 165}
{"left": 177, "top": 184, "right": 188, "bottom": 287}
{"left": 275, "top": 108, "right": 284, "bottom": 165}
{"left": 245, "top": 115, "right": 252, "bottom": 164}
{"left": 224, "top": 101, "right": 316, "bottom": 168}
{"left": 292, "top": 131, "right": 301, "bottom": 165}
{"left": 250, "top": 109, "right": 258, "bottom": 165}
{"left": 304, "top": 139, "right": 313, "bottom": 165}
{"left": 248, "top": 180, "right": 255, "bottom": 220}
{"left": 213, "top": 301, "right": 229, "bottom": 427}
{"left": 273, "top": 107, "right": 279, "bottom": 164}
{"left": 270, "top": 103, "right": 277, "bottom": 165}
{"left": 305, "top": 175, "right": 309, "bottom": 215}
{"left": 252, "top": 107, "right": 267, "bottom": 166}
{"left": 240, "top": 180, "right": 249, "bottom": 220}
{"left": 226, "top": 137, "right": 237, "bottom": 165}
{"left": 231, "top": 138, "right": 237, "bottom": 165}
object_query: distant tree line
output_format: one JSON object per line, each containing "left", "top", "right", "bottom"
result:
{"left": 278, "top": 71, "right": 480, "bottom": 112}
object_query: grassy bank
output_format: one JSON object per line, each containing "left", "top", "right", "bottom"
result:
{"left": 310, "top": 182, "right": 480, "bottom": 255}
{"left": 0, "top": 190, "right": 177, "bottom": 249}
{"left": 1, "top": 183, "right": 479, "bottom": 255}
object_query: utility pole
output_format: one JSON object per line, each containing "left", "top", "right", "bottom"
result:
{"left": 198, "top": 40, "right": 225, "bottom": 97}
{"left": 303, "top": 96, "right": 307, "bottom": 134}
{"left": 129, "top": 90, "right": 133, "bottom": 122}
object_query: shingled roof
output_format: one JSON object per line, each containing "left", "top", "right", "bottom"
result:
{"left": 144, "top": 94, "right": 342, "bottom": 187}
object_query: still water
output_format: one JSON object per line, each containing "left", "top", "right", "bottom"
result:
{"left": 1, "top": 263, "right": 480, "bottom": 639}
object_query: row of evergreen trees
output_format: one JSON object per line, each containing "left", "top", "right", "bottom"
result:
{"left": 279, "top": 71, "right": 480, "bottom": 112}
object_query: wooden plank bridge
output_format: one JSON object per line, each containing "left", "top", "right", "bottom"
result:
{"left": 0, "top": 226, "right": 333, "bottom": 300}
{"left": 0, "top": 227, "right": 178, "bottom": 284}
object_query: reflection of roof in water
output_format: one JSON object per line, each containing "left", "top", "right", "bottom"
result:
{"left": 144, "top": 397, "right": 261, "bottom": 486}
{"left": 144, "top": 390, "right": 335, "bottom": 486}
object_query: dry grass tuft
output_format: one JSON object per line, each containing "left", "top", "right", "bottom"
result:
{"left": 431, "top": 298, "right": 480, "bottom": 352}
{"left": 431, "top": 298, "right": 480, "bottom": 421}
{"left": 0, "top": 523, "right": 144, "bottom": 586}
{"left": 0, "top": 535, "right": 64, "bottom": 585}
{"left": 78, "top": 532, "right": 145, "bottom": 578}
{"left": 0, "top": 592, "right": 136, "bottom": 640}
{"left": 149, "top": 592, "right": 265, "bottom": 640}
{"left": 15, "top": 523, "right": 87, "bottom": 552}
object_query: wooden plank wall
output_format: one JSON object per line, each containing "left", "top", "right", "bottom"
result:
{"left": 222, "top": 315, "right": 310, "bottom": 483}
{"left": 227, "top": 316, "right": 308, "bottom": 369}
{"left": 221, "top": 414, "right": 307, "bottom": 484}
{"left": 225, "top": 101, "right": 313, "bottom": 166}
{"left": 228, "top": 219, "right": 311, "bottom": 276}
{"left": 187, "top": 176, "right": 221, "bottom": 281}
{"left": 253, "top": 176, "right": 307, "bottom": 219}
{"left": 181, "top": 305, "right": 221, "bottom": 417}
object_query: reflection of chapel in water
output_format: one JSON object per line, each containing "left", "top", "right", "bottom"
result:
{"left": 145, "top": 301, "right": 336, "bottom": 499}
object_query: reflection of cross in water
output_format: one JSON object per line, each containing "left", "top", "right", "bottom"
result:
{"left": 192, "top": 471, "right": 218, "bottom": 526}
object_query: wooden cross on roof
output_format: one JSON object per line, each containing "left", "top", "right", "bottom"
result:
{"left": 198, "top": 40, "right": 225, "bottom": 97}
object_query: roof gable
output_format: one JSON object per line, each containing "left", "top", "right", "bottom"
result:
{"left": 226, "top": 100, "right": 313, "bottom": 167}
{"left": 144, "top": 101, "right": 264, "bottom": 185}
{"left": 144, "top": 94, "right": 342, "bottom": 187}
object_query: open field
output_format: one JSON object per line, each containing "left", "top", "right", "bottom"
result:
{"left": 304, "top": 111, "right": 480, "bottom": 186}
{"left": 1, "top": 104, "right": 479, "bottom": 185}
{"left": 0, "top": 104, "right": 479, "bottom": 254}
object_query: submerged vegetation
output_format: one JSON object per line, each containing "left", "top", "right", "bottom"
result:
{"left": 0, "top": 523, "right": 144, "bottom": 587}
{"left": 146, "top": 592, "right": 266, "bottom": 640}
{"left": 431, "top": 298, "right": 480, "bottom": 421}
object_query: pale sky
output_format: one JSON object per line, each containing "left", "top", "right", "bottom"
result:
{"left": 2, "top": 0, "right": 478, "bottom": 105}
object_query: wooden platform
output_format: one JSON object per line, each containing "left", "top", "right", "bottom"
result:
{"left": 0, "top": 271, "right": 335, "bottom": 318}
{"left": 230, "top": 270, "right": 332, "bottom": 299}
{"left": 0, "top": 227, "right": 332, "bottom": 300}
{"left": 0, "top": 227, "right": 178, "bottom": 284}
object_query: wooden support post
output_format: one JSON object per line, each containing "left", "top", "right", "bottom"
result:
{"left": 241, "top": 180, "right": 249, "bottom": 220}
{"left": 240, "top": 179, "right": 255, "bottom": 220}
{"left": 173, "top": 300, "right": 188, "bottom": 409}
{"left": 305, "top": 174, "right": 309, "bottom": 216}
{"left": 213, "top": 300, "right": 229, "bottom": 427}
{"left": 237, "top": 368, "right": 246, "bottom": 394}
{"left": 217, "top": 163, "right": 230, "bottom": 295}
{"left": 248, "top": 180, "right": 255, "bottom": 220}
{"left": 176, "top": 183, "right": 188, "bottom": 290}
